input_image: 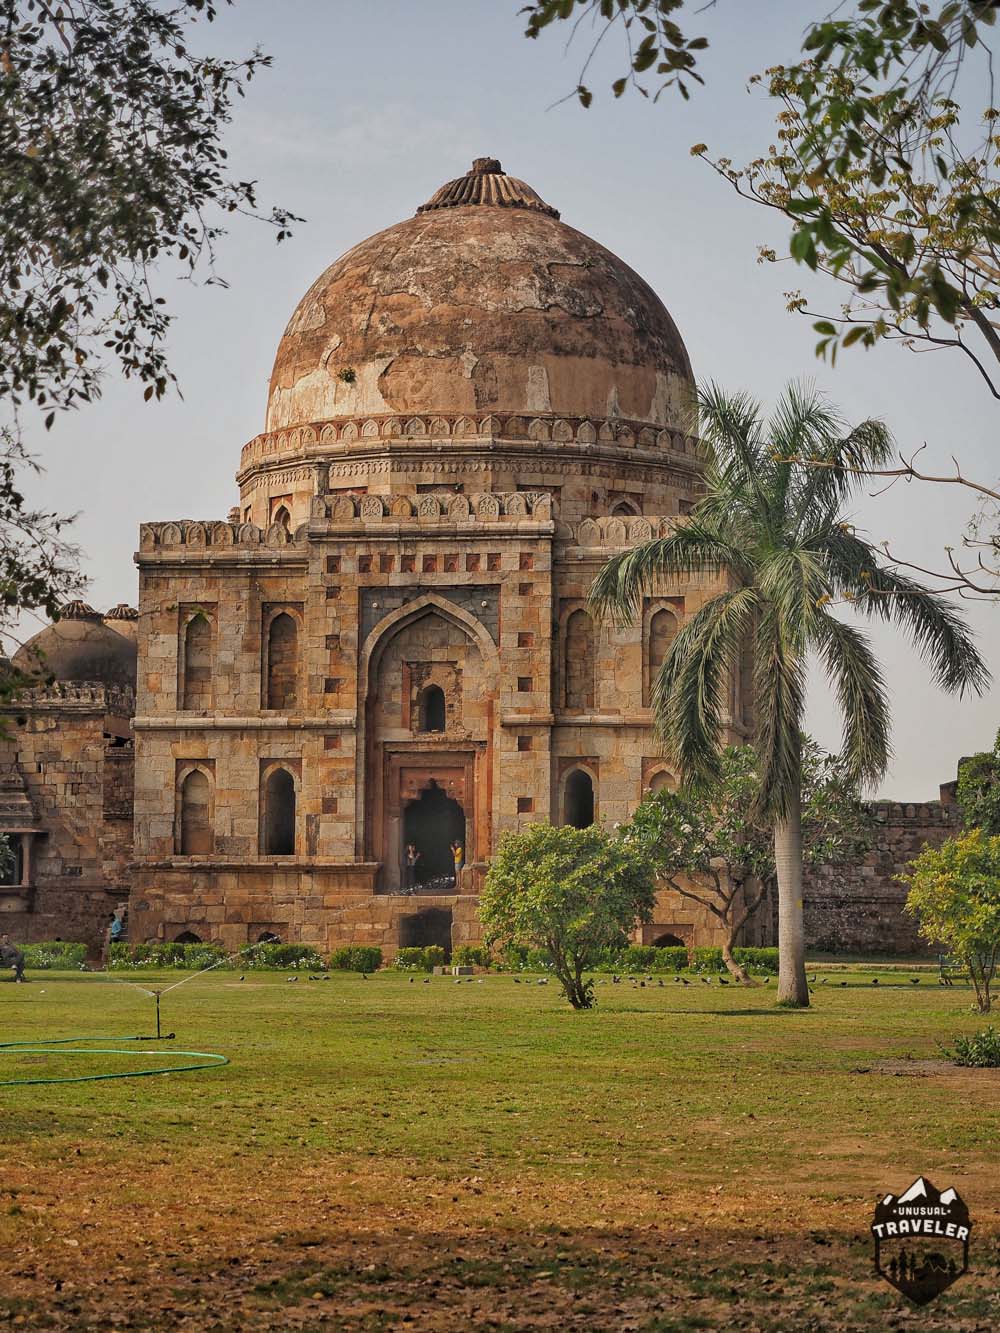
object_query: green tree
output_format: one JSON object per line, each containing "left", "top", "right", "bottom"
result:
{"left": 957, "top": 728, "right": 1000, "bottom": 834}
{"left": 0, "top": 1, "right": 297, "bottom": 631}
{"left": 621, "top": 743, "right": 872, "bottom": 983}
{"left": 479, "top": 822, "right": 654, "bottom": 1009}
{"left": 904, "top": 827, "right": 1000, "bottom": 1012}
{"left": 590, "top": 381, "right": 987, "bottom": 1007}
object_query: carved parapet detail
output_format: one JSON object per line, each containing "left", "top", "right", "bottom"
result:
{"left": 7, "top": 682, "right": 136, "bottom": 715}
{"left": 310, "top": 491, "right": 554, "bottom": 523}
{"left": 138, "top": 520, "right": 303, "bottom": 550}
{"left": 238, "top": 414, "right": 702, "bottom": 469}
{"left": 569, "top": 515, "right": 672, "bottom": 547}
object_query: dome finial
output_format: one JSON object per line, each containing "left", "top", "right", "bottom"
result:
{"left": 417, "top": 160, "right": 559, "bottom": 218}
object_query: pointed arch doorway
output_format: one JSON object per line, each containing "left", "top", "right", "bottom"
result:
{"left": 403, "top": 779, "right": 465, "bottom": 888}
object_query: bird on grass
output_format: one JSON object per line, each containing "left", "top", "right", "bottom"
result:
{"left": 323, "top": 975, "right": 330, "bottom": 981}
{"left": 513, "top": 978, "right": 521, "bottom": 985}
{"left": 408, "top": 977, "right": 414, "bottom": 984}
{"left": 871, "top": 978, "right": 879, "bottom": 987}
{"left": 423, "top": 977, "right": 430, "bottom": 984}
{"left": 537, "top": 978, "right": 549, "bottom": 986}
{"left": 657, "top": 979, "right": 664, "bottom": 988}
{"left": 718, "top": 977, "right": 730, "bottom": 986}
{"left": 839, "top": 981, "right": 848, "bottom": 988}
{"left": 309, "top": 975, "right": 323, "bottom": 981}
{"left": 286, "top": 976, "right": 298, "bottom": 983}
{"left": 808, "top": 975, "right": 817, "bottom": 984}
{"left": 681, "top": 978, "right": 691, "bottom": 986}
{"left": 763, "top": 977, "right": 771, "bottom": 985}
{"left": 819, "top": 978, "right": 829, "bottom": 986}
{"left": 238, "top": 975, "right": 245, "bottom": 982}
{"left": 361, "top": 973, "right": 368, "bottom": 981}
{"left": 910, "top": 978, "right": 921, "bottom": 986}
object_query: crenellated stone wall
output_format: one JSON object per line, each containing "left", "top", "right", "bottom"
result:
{"left": 800, "top": 785, "right": 961, "bottom": 956}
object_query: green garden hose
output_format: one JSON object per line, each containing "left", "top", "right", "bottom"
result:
{"left": 0, "top": 1035, "right": 228, "bottom": 1087}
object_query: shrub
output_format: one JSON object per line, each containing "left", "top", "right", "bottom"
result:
{"left": 20, "top": 940, "right": 88, "bottom": 970}
{"left": 329, "top": 946, "right": 382, "bottom": 974}
{"left": 109, "top": 941, "right": 228, "bottom": 970}
{"left": 733, "top": 947, "right": 780, "bottom": 975}
{"left": 497, "top": 943, "right": 552, "bottom": 972}
{"left": 394, "top": 945, "right": 450, "bottom": 971}
{"left": 950, "top": 1026, "right": 1000, "bottom": 1067}
{"left": 238, "top": 941, "right": 324, "bottom": 971}
{"left": 453, "top": 945, "right": 491, "bottom": 968}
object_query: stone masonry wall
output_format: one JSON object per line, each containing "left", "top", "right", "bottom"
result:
{"left": 801, "top": 788, "right": 960, "bottom": 956}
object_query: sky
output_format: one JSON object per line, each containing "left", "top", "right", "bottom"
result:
{"left": 11, "top": 0, "right": 1000, "bottom": 798}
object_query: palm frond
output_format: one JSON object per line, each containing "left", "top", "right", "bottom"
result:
{"left": 654, "top": 587, "right": 760, "bottom": 787}
{"left": 791, "top": 416, "right": 895, "bottom": 523}
{"left": 815, "top": 613, "right": 892, "bottom": 787}
{"left": 819, "top": 528, "right": 990, "bottom": 697}
{"left": 751, "top": 607, "right": 808, "bottom": 819}
{"left": 588, "top": 525, "right": 749, "bottom": 626}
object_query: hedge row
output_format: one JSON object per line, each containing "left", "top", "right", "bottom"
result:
{"left": 19, "top": 941, "right": 88, "bottom": 970}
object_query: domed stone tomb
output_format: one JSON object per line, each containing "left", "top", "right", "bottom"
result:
{"left": 132, "top": 159, "right": 755, "bottom": 959}
{"left": 14, "top": 601, "right": 137, "bottom": 691}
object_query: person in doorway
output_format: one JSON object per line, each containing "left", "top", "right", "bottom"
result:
{"left": 450, "top": 840, "right": 464, "bottom": 885}
{"left": 404, "top": 843, "right": 421, "bottom": 891}
{"left": 0, "top": 931, "right": 27, "bottom": 982}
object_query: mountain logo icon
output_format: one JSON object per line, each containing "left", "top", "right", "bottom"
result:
{"left": 871, "top": 1177, "right": 972, "bottom": 1305}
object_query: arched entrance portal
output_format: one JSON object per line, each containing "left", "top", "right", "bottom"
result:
{"left": 403, "top": 780, "right": 465, "bottom": 887}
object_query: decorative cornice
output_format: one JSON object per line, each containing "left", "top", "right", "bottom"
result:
{"left": 237, "top": 413, "right": 701, "bottom": 477}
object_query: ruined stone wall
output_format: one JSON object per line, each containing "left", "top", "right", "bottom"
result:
{"left": 0, "top": 697, "right": 134, "bottom": 948}
{"left": 801, "top": 793, "right": 960, "bottom": 956}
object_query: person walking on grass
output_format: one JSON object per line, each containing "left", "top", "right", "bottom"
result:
{"left": 0, "top": 931, "right": 28, "bottom": 982}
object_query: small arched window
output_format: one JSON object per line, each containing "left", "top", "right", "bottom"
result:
{"left": 565, "top": 769, "right": 595, "bottom": 829}
{"left": 175, "top": 930, "right": 202, "bottom": 944}
{"left": 611, "top": 499, "right": 640, "bottom": 517}
{"left": 273, "top": 505, "right": 291, "bottom": 533}
{"left": 178, "top": 769, "right": 213, "bottom": 855}
{"left": 564, "top": 610, "right": 596, "bottom": 711}
{"left": 645, "top": 608, "right": 677, "bottom": 707}
{"left": 649, "top": 770, "right": 676, "bottom": 796}
{"left": 418, "top": 684, "right": 446, "bottom": 732}
{"left": 262, "top": 767, "right": 296, "bottom": 855}
{"left": 266, "top": 612, "right": 298, "bottom": 710}
{"left": 181, "top": 613, "right": 212, "bottom": 710}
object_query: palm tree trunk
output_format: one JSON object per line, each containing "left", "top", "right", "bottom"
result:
{"left": 774, "top": 776, "right": 809, "bottom": 1007}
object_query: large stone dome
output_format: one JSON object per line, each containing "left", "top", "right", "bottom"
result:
{"left": 265, "top": 158, "right": 693, "bottom": 435}
{"left": 13, "top": 601, "right": 137, "bottom": 691}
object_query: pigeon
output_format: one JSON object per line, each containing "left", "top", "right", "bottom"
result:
{"left": 701, "top": 977, "right": 711, "bottom": 986}
{"left": 537, "top": 978, "right": 549, "bottom": 986}
{"left": 513, "top": 978, "right": 521, "bottom": 984}
{"left": 819, "top": 978, "right": 828, "bottom": 986}
{"left": 640, "top": 981, "right": 646, "bottom": 988}
{"left": 673, "top": 976, "right": 682, "bottom": 984}
{"left": 323, "top": 975, "right": 330, "bottom": 981}
{"left": 286, "top": 976, "right": 298, "bottom": 983}
{"left": 871, "top": 978, "right": 879, "bottom": 986}
{"left": 910, "top": 978, "right": 921, "bottom": 986}
{"left": 808, "top": 974, "right": 817, "bottom": 984}
{"left": 361, "top": 974, "right": 368, "bottom": 981}
{"left": 657, "top": 979, "right": 664, "bottom": 988}
{"left": 681, "top": 978, "right": 691, "bottom": 986}
{"left": 839, "top": 981, "right": 848, "bottom": 987}
{"left": 763, "top": 977, "right": 771, "bottom": 984}
{"left": 612, "top": 976, "right": 621, "bottom": 985}
{"left": 238, "top": 975, "right": 245, "bottom": 982}
{"left": 310, "top": 975, "right": 323, "bottom": 981}
{"left": 718, "top": 977, "right": 729, "bottom": 986}
{"left": 409, "top": 977, "right": 414, "bottom": 984}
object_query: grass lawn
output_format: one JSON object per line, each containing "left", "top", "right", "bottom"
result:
{"left": 1, "top": 965, "right": 998, "bottom": 1330}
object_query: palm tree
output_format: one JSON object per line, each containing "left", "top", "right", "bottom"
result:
{"left": 590, "top": 382, "right": 989, "bottom": 1006}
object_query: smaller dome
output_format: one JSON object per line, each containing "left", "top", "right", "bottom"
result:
{"left": 13, "top": 602, "right": 137, "bottom": 690}
{"left": 103, "top": 604, "right": 139, "bottom": 643}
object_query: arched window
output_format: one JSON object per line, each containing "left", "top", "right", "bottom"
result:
{"left": 175, "top": 930, "right": 202, "bottom": 944}
{"left": 181, "top": 613, "right": 212, "bottom": 710}
{"left": 564, "top": 610, "right": 595, "bottom": 711}
{"left": 262, "top": 767, "right": 296, "bottom": 855}
{"left": 565, "top": 769, "right": 595, "bottom": 829}
{"left": 273, "top": 505, "right": 291, "bottom": 533}
{"left": 653, "top": 932, "right": 685, "bottom": 948}
{"left": 649, "top": 770, "right": 676, "bottom": 796}
{"left": 418, "top": 684, "right": 446, "bottom": 732}
{"left": 178, "top": 769, "right": 213, "bottom": 855}
{"left": 645, "top": 608, "right": 677, "bottom": 707}
{"left": 266, "top": 612, "right": 298, "bottom": 710}
{"left": 611, "top": 499, "right": 640, "bottom": 517}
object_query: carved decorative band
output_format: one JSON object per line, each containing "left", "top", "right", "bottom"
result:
{"left": 240, "top": 414, "right": 701, "bottom": 469}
